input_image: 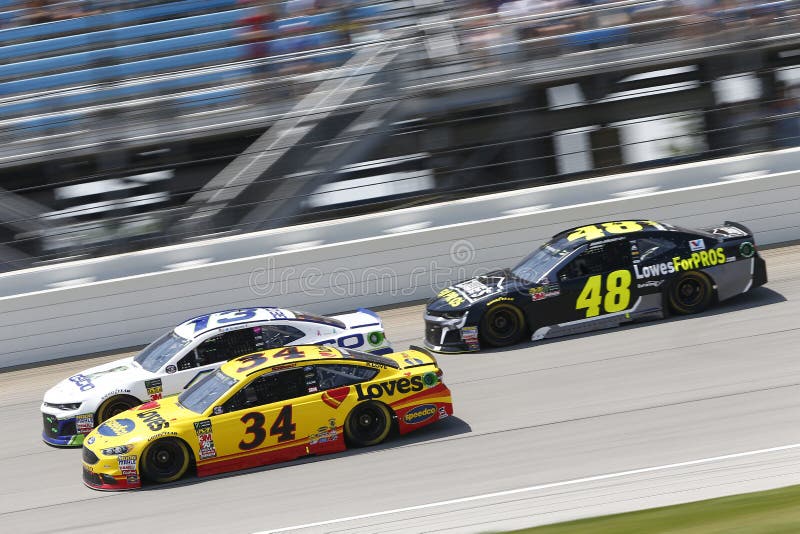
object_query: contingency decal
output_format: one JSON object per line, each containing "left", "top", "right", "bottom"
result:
{"left": 309, "top": 419, "right": 338, "bottom": 445}
{"left": 688, "top": 239, "right": 705, "bottom": 252}
{"left": 145, "top": 378, "right": 163, "bottom": 401}
{"left": 194, "top": 419, "right": 217, "bottom": 460}
{"left": 461, "top": 326, "right": 479, "bottom": 350}
{"left": 75, "top": 413, "right": 94, "bottom": 434}
{"left": 118, "top": 455, "right": 137, "bottom": 478}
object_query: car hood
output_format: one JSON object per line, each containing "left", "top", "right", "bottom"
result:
{"left": 43, "top": 356, "right": 150, "bottom": 404}
{"left": 86, "top": 396, "right": 188, "bottom": 448}
{"left": 428, "top": 270, "right": 520, "bottom": 312}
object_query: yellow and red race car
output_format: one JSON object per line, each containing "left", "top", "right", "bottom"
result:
{"left": 82, "top": 345, "right": 453, "bottom": 490}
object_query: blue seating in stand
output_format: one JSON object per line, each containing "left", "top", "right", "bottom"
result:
{"left": 0, "top": 8, "right": 254, "bottom": 62}
{"left": 0, "top": 0, "right": 237, "bottom": 44}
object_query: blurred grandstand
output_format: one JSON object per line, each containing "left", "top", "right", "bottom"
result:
{"left": 0, "top": 0, "right": 798, "bottom": 270}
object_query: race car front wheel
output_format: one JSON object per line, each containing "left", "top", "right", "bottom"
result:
{"left": 345, "top": 401, "right": 392, "bottom": 447}
{"left": 668, "top": 272, "right": 714, "bottom": 314}
{"left": 480, "top": 303, "right": 525, "bottom": 347}
{"left": 141, "top": 438, "right": 190, "bottom": 484}
{"left": 96, "top": 395, "right": 139, "bottom": 423}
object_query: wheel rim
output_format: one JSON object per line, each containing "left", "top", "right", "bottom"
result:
{"left": 350, "top": 406, "right": 387, "bottom": 443}
{"left": 487, "top": 308, "right": 519, "bottom": 341}
{"left": 147, "top": 441, "right": 183, "bottom": 478}
{"left": 676, "top": 277, "right": 704, "bottom": 307}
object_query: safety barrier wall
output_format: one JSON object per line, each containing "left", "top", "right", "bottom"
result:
{"left": 3, "top": 146, "right": 800, "bottom": 298}
{"left": 1, "top": 170, "right": 797, "bottom": 368}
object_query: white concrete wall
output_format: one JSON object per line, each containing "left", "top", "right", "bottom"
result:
{"left": 2, "top": 170, "right": 797, "bottom": 368}
{"left": 3, "top": 146, "right": 799, "bottom": 297}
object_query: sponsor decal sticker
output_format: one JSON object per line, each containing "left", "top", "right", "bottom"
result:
{"left": 147, "top": 431, "right": 178, "bottom": 441}
{"left": 461, "top": 326, "right": 479, "bottom": 350}
{"left": 455, "top": 279, "right": 496, "bottom": 301}
{"left": 69, "top": 374, "right": 95, "bottom": 392}
{"left": 367, "top": 331, "right": 384, "bottom": 346}
{"left": 529, "top": 287, "right": 546, "bottom": 301}
{"left": 98, "top": 418, "right": 135, "bottom": 437}
{"left": 422, "top": 371, "right": 439, "bottom": 388}
{"left": 126, "top": 475, "right": 140, "bottom": 484}
{"left": 76, "top": 413, "right": 94, "bottom": 434}
{"left": 404, "top": 404, "right": 437, "bottom": 425}
{"left": 739, "top": 242, "right": 755, "bottom": 258}
{"left": 145, "top": 378, "right": 163, "bottom": 401}
{"left": 438, "top": 406, "right": 448, "bottom": 419}
{"left": 309, "top": 419, "right": 338, "bottom": 445}
{"left": 194, "top": 419, "right": 217, "bottom": 460}
{"left": 355, "top": 377, "right": 424, "bottom": 401}
{"left": 165, "top": 365, "right": 177, "bottom": 374}
{"left": 634, "top": 248, "right": 726, "bottom": 279}
{"left": 136, "top": 410, "right": 169, "bottom": 432}
{"left": 87, "top": 436, "right": 95, "bottom": 445}
{"left": 637, "top": 280, "right": 664, "bottom": 289}
{"left": 438, "top": 288, "right": 465, "bottom": 308}
{"left": 544, "top": 282, "right": 561, "bottom": 297}
{"left": 118, "top": 455, "right": 137, "bottom": 476}
{"left": 487, "top": 296, "right": 513, "bottom": 306}
{"left": 689, "top": 239, "right": 705, "bottom": 251}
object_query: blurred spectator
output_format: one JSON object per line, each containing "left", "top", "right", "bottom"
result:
{"left": 22, "top": 0, "right": 55, "bottom": 25}
{"left": 239, "top": 0, "right": 278, "bottom": 77}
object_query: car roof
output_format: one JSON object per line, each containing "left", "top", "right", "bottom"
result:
{"left": 552, "top": 220, "right": 677, "bottom": 246}
{"left": 173, "top": 307, "right": 347, "bottom": 340}
{"left": 220, "top": 345, "right": 399, "bottom": 378}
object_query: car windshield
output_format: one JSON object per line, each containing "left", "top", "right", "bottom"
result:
{"left": 178, "top": 370, "right": 238, "bottom": 414}
{"left": 511, "top": 241, "right": 573, "bottom": 283}
{"left": 133, "top": 331, "right": 191, "bottom": 373}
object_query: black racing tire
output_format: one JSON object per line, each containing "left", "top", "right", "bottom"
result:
{"left": 479, "top": 303, "right": 526, "bottom": 347}
{"left": 344, "top": 401, "right": 392, "bottom": 448}
{"left": 668, "top": 271, "right": 714, "bottom": 315}
{"left": 141, "top": 438, "right": 190, "bottom": 484}
{"left": 96, "top": 395, "right": 140, "bottom": 423}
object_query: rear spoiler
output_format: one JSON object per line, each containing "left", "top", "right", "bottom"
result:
{"left": 408, "top": 345, "right": 439, "bottom": 367}
{"left": 706, "top": 221, "right": 754, "bottom": 240}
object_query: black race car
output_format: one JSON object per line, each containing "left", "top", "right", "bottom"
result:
{"left": 424, "top": 220, "right": 767, "bottom": 353}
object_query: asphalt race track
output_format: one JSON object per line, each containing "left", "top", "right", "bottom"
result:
{"left": 2, "top": 244, "right": 799, "bottom": 534}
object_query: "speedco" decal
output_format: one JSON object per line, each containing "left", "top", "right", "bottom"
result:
{"left": 403, "top": 404, "right": 437, "bottom": 425}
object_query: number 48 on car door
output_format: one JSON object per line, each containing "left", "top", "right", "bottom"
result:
{"left": 556, "top": 239, "right": 636, "bottom": 322}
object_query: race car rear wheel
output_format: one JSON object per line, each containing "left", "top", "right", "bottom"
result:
{"left": 480, "top": 303, "right": 525, "bottom": 347}
{"left": 141, "top": 438, "right": 190, "bottom": 484}
{"left": 668, "top": 272, "right": 714, "bottom": 314}
{"left": 345, "top": 401, "right": 392, "bottom": 447}
{"left": 96, "top": 395, "right": 139, "bottom": 423}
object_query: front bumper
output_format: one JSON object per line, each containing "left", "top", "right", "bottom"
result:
{"left": 82, "top": 465, "right": 141, "bottom": 491}
{"left": 82, "top": 444, "right": 141, "bottom": 491}
{"left": 423, "top": 311, "right": 479, "bottom": 353}
{"left": 42, "top": 412, "right": 85, "bottom": 447}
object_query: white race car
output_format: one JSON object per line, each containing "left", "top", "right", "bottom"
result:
{"left": 41, "top": 307, "right": 391, "bottom": 446}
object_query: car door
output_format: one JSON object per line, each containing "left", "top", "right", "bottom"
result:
{"left": 207, "top": 366, "right": 323, "bottom": 468}
{"left": 548, "top": 238, "right": 637, "bottom": 326}
{"left": 158, "top": 327, "right": 261, "bottom": 398}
